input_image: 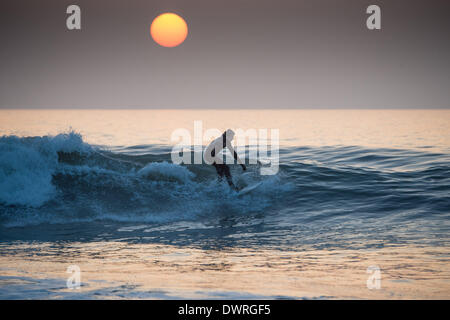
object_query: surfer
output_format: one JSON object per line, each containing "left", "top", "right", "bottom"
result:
{"left": 204, "top": 129, "right": 246, "bottom": 190}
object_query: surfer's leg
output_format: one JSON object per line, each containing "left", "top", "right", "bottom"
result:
{"left": 222, "top": 165, "right": 237, "bottom": 190}
{"left": 213, "top": 163, "right": 225, "bottom": 179}
{"left": 213, "top": 163, "right": 236, "bottom": 189}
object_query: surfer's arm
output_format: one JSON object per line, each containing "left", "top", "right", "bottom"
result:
{"left": 226, "top": 141, "right": 246, "bottom": 170}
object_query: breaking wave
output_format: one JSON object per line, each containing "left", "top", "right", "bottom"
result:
{"left": 0, "top": 132, "right": 289, "bottom": 227}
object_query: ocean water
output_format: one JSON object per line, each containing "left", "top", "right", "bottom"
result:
{"left": 0, "top": 109, "right": 449, "bottom": 299}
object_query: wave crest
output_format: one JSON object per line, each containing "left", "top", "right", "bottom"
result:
{"left": 138, "top": 161, "right": 195, "bottom": 183}
{"left": 0, "top": 131, "right": 91, "bottom": 207}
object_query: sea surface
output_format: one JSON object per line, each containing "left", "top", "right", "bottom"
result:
{"left": 0, "top": 109, "right": 449, "bottom": 299}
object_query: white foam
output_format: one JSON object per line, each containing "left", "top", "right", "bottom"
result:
{"left": 0, "top": 132, "right": 91, "bottom": 207}
{"left": 138, "top": 161, "right": 195, "bottom": 183}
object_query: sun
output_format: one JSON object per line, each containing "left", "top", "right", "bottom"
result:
{"left": 150, "top": 13, "right": 188, "bottom": 48}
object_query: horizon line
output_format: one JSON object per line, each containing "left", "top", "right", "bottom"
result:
{"left": 1, "top": 107, "right": 449, "bottom": 110}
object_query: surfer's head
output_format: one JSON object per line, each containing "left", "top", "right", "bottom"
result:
{"left": 224, "top": 129, "right": 235, "bottom": 141}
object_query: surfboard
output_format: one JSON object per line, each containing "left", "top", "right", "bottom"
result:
{"left": 237, "top": 181, "right": 263, "bottom": 196}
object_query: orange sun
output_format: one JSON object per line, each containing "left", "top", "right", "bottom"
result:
{"left": 150, "top": 13, "right": 188, "bottom": 48}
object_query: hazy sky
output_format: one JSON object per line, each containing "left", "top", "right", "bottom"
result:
{"left": 1, "top": 0, "right": 449, "bottom": 108}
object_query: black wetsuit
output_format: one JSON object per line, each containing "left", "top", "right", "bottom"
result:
{"left": 210, "top": 134, "right": 240, "bottom": 188}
